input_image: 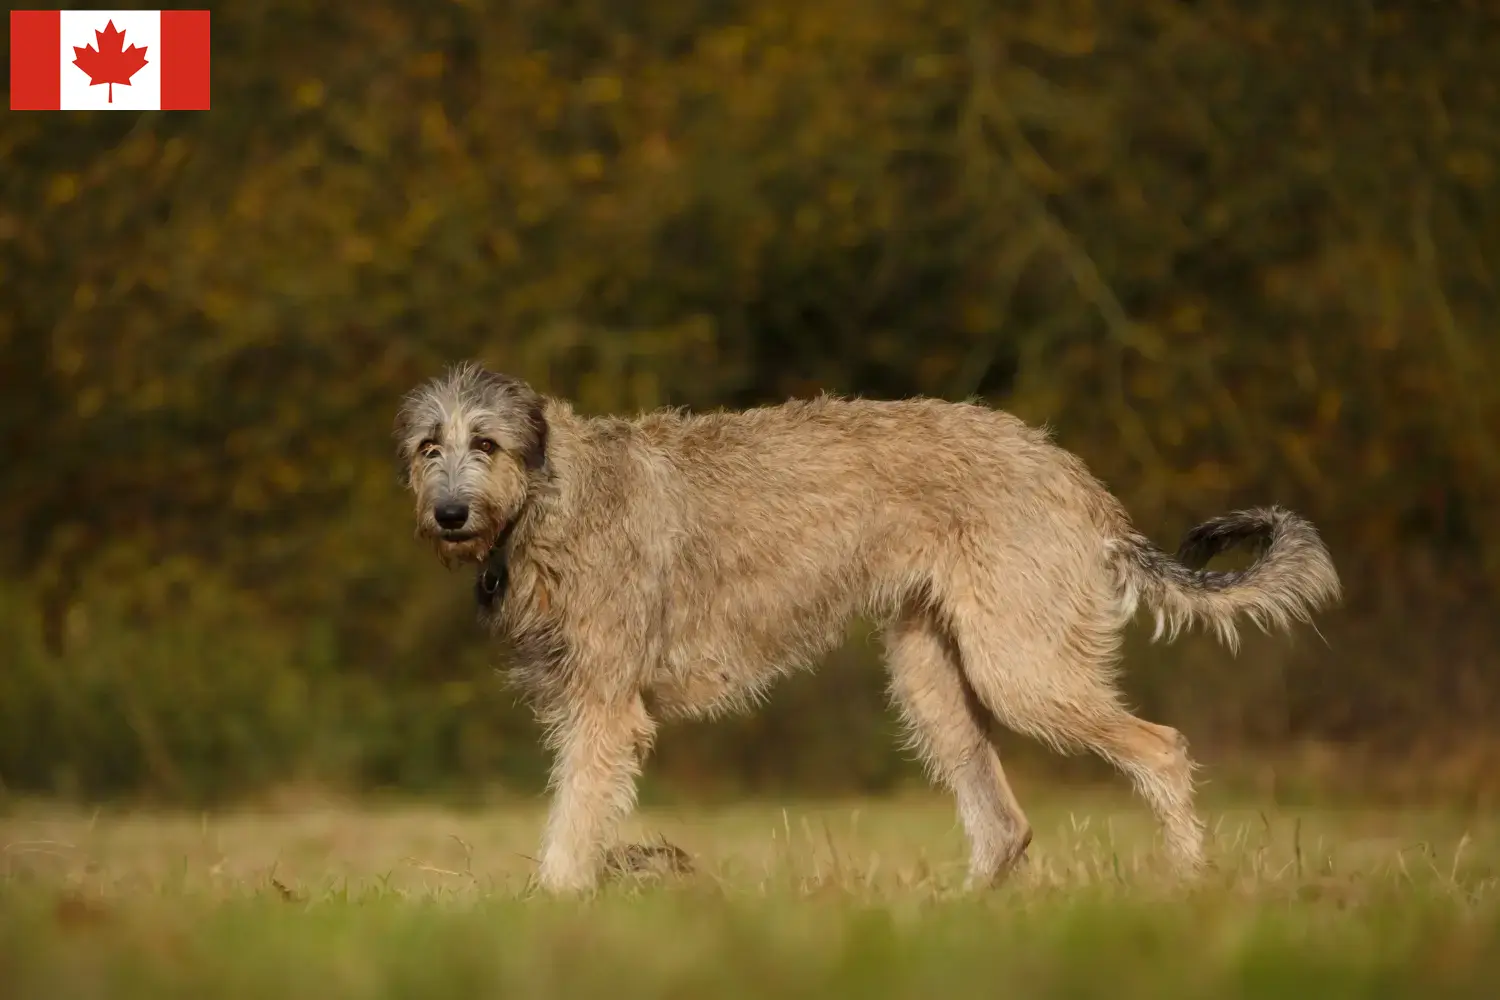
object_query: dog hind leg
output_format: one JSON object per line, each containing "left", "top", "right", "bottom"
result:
{"left": 885, "top": 607, "right": 1033, "bottom": 888}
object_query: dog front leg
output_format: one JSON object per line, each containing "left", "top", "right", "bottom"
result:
{"left": 536, "top": 693, "right": 655, "bottom": 893}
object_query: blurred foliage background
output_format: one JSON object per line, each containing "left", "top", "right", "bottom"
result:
{"left": 2, "top": 0, "right": 1498, "bottom": 807}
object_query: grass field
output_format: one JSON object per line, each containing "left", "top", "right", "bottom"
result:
{"left": 3, "top": 786, "right": 1498, "bottom": 998}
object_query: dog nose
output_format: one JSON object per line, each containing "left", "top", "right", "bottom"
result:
{"left": 433, "top": 501, "right": 470, "bottom": 530}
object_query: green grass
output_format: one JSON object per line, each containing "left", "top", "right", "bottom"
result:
{"left": 3, "top": 788, "right": 1499, "bottom": 998}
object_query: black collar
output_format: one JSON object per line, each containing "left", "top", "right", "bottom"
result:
{"left": 475, "top": 428, "right": 552, "bottom": 611}
{"left": 475, "top": 520, "right": 516, "bottom": 610}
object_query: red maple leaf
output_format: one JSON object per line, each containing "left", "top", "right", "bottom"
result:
{"left": 72, "top": 20, "right": 149, "bottom": 104}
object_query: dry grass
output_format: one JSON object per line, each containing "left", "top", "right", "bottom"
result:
{"left": 2, "top": 787, "right": 1499, "bottom": 997}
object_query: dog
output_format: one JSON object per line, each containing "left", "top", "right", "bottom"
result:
{"left": 395, "top": 362, "right": 1340, "bottom": 892}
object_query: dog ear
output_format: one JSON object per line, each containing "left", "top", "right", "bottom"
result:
{"left": 463, "top": 364, "right": 547, "bottom": 473}
{"left": 523, "top": 397, "right": 549, "bottom": 473}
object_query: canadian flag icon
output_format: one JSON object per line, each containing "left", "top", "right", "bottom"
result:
{"left": 10, "top": 9, "right": 211, "bottom": 110}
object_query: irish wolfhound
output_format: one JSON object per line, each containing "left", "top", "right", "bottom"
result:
{"left": 395, "top": 363, "right": 1340, "bottom": 892}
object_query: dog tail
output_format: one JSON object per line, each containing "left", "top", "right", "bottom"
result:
{"left": 1112, "top": 506, "right": 1341, "bottom": 652}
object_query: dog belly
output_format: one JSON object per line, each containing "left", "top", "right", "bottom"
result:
{"left": 648, "top": 602, "right": 855, "bottom": 719}
{"left": 645, "top": 659, "right": 780, "bottom": 719}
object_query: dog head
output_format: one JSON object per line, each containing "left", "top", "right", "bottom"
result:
{"left": 394, "top": 362, "right": 549, "bottom": 567}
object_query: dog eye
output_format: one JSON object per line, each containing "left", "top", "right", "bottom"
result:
{"left": 473, "top": 437, "right": 498, "bottom": 455}
{"left": 417, "top": 439, "right": 439, "bottom": 457}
